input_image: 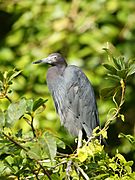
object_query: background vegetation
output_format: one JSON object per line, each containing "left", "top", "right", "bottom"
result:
{"left": 0, "top": 0, "right": 135, "bottom": 179}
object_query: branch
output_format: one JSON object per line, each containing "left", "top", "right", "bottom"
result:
{"left": 74, "top": 162, "right": 89, "bottom": 180}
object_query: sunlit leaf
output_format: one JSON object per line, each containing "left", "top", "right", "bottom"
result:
{"left": 77, "top": 147, "right": 88, "bottom": 162}
{"left": 41, "top": 131, "right": 57, "bottom": 161}
{"left": 56, "top": 138, "right": 66, "bottom": 149}
{"left": 118, "top": 133, "right": 135, "bottom": 144}
{"left": 26, "top": 99, "right": 33, "bottom": 113}
{"left": 107, "top": 74, "right": 121, "bottom": 81}
{"left": 6, "top": 98, "right": 26, "bottom": 125}
{"left": 127, "top": 63, "right": 135, "bottom": 76}
{"left": 116, "top": 153, "right": 126, "bottom": 164}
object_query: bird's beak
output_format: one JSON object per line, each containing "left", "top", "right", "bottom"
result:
{"left": 33, "top": 57, "right": 51, "bottom": 64}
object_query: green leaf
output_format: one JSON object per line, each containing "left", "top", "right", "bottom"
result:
{"left": 116, "top": 153, "right": 126, "bottom": 164}
{"left": 15, "top": 129, "right": 22, "bottom": 138}
{"left": 33, "top": 98, "right": 48, "bottom": 111}
{"left": 112, "top": 57, "right": 122, "bottom": 70}
{"left": 118, "top": 114, "right": 125, "bottom": 121}
{"left": 109, "top": 163, "right": 117, "bottom": 171}
{"left": 26, "top": 99, "right": 34, "bottom": 113}
{"left": 7, "top": 70, "right": 22, "bottom": 82}
{"left": 0, "top": 72, "right": 3, "bottom": 81}
{"left": 103, "top": 63, "right": 117, "bottom": 74}
{"left": 118, "top": 133, "right": 135, "bottom": 144}
{"left": 0, "top": 109, "right": 5, "bottom": 129}
{"left": 26, "top": 141, "right": 45, "bottom": 160}
{"left": 100, "top": 87, "right": 117, "bottom": 99}
{"left": 127, "top": 63, "right": 135, "bottom": 76}
{"left": 117, "top": 69, "right": 127, "bottom": 79}
{"left": 42, "top": 131, "right": 57, "bottom": 161}
{"left": 107, "top": 74, "right": 121, "bottom": 81}
{"left": 6, "top": 98, "right": 26, "bottom": 126}
{"left": 77, "top": 147, "right": 88, "bottom": 162}
{"left": 56, "top": 138, "right": 66, "bottom": 149}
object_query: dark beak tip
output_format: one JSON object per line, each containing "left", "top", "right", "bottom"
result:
{"left": 32, "top": 60, "right": 42, "bottom": 64}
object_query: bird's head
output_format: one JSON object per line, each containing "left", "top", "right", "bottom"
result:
{"left": 33, "top": 53, "right": 67, "bottom": 66}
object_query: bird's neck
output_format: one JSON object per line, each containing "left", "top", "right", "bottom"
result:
{"left": 55, "top": 63, "right": 67, "bottom": 75}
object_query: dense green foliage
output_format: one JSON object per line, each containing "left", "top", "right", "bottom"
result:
{"left": 0, "top": 53, "right": 135, "bottom": 179}
{"left": 0, "top": 0, "right": 135, "bottom": 179}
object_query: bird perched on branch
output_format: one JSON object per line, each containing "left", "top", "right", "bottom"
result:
{"left": 33, "top": 53, "right": 99, "bottom": 140}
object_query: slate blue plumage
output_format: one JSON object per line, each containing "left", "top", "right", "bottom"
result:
{"left": 33, "top": 53, "right": 99, "bottom": 137}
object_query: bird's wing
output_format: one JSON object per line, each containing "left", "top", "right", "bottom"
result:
{"left": 49, "top": 65, "right": 99, "bottom": 137}
{"left": 63, "top": 65, "right": 99, "bottom": 137}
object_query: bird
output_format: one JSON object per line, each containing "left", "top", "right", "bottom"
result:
{"left": 33, "top": 53, "right": 100, "bottom": 140}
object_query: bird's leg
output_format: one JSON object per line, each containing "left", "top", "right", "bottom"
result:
{"left": 77, "top": 129, "right": 83, "bottom": 149}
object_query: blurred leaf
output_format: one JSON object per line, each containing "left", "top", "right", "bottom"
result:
{"left": 56, "top": 138, "right": 66, "bottom": 149}
{"left": 118, "top": 133, "right": 135, "bottom": 144}
{"left": 117, "top": 69, "right": 127, "bottom": 79}
{"left": 33, "top": 98, "right": 48, "bottom": 112}
{"left": 7, "top": 70, "right": 22, "bottom": 82}
{"left": 15, "top": 129, "right": 22, "bottom": 138}
{"left": 107, "top": 74, "right": 121, "bottom": 81}
{"left": 118, "top": 114, "right": 125, "bottom": 122}
{"left": 127, "top": 63, "right": 135, "bottom": 76}
{"left": 0, "top": 72, "right": 3, "bottom": 81}
{"left": 103, "top": 63, "right": 117, "bottom": 74}
{"left": 112, "top": 57, "right": 122, "bottom": 70}
{"left": 26, "top": 99, "right": 33, "bottom": 113}
{"left": 100, "top": 87, "right": 117, "bottom": 99}
{"left": 0, "top": 109, "right": 5, "bottom": 129}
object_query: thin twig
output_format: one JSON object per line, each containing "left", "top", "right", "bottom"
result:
{"left": 36, "top": 161, "right": 52, "bottom": 180}
{"left": 56, "top": 152, "right": 69, "bottom": 157}
{"left": 31, "top": 115, "right": 36, "bottom": 138}
{"left": 3, "top": 132, "right": 27, "bottom": 151}
{"left": 5, "top": 95, "right": 12, "bottom": 103}
{"left": 74, "top": 162, "right": 89, "bottom": 180}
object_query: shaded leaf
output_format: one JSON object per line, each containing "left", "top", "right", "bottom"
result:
{"left": 0, "top": 109, "right": 5, "bottom": 129}
{"left": 0, "top": 72, "right": 3, "bottom": 81}
{"left": 112, "top": 57, "right": 121, "bottom": 70}
{"left": 103, "top": 63, "right": 117, "bottom": 74}
{"left": 15, "top": 129, "right": 22, "bottom": 138}
{"left": 7, "top": 70, "right": 22, "bottom": 82}
{"left": 33, "top": 98, "right": 48, "bottom": 111}
{"left": 100, "top": 87, "right": 117, "bottom": 99}
{"left": 117, "top": 69, "right": 127, "bottom": 79}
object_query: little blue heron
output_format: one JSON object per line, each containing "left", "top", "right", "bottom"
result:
{"left": 33, "top": 53, "right": 99, "bottom": 139}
